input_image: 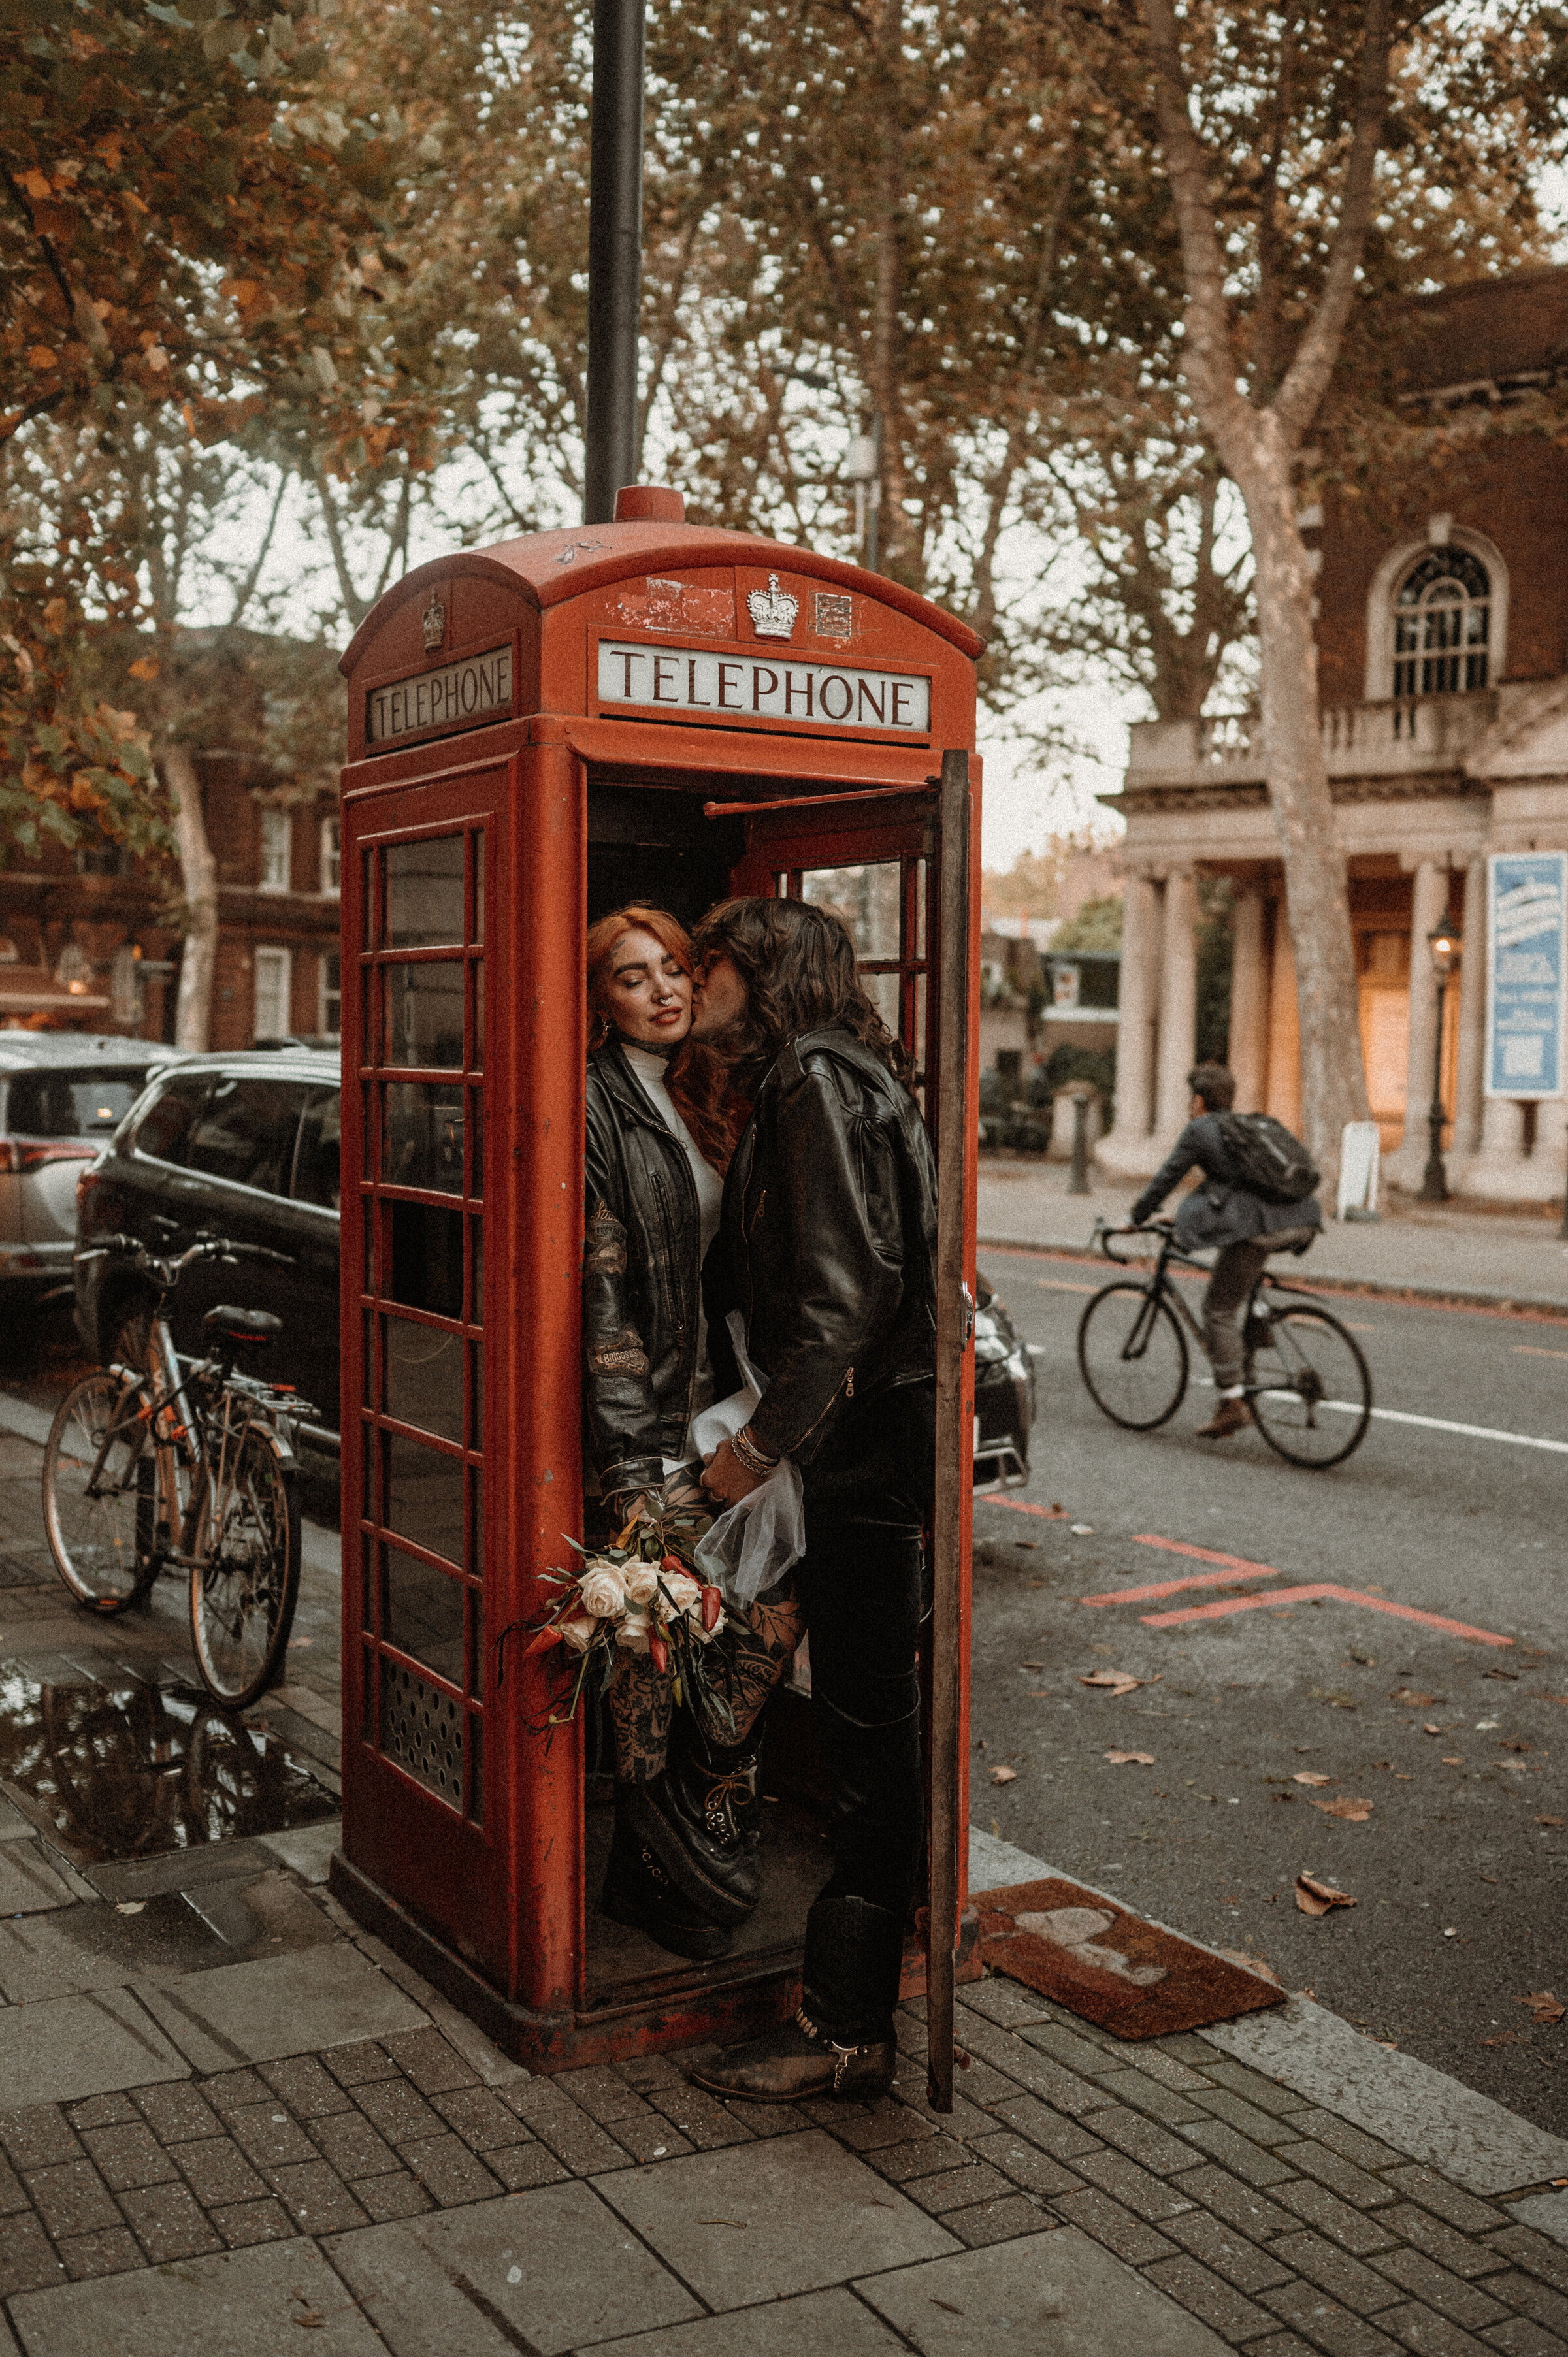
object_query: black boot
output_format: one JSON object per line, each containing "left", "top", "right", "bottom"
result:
{"left": 599, "top": 1786, "right": 736, "bottom": 1962}
{"left": 619, "top": 1759, "right": 759, "bottom": 1928}
{"left": 685, "top": 1894, "right": 902, "bottom": 2102}
{"left": 663, "top": 1717, "right": 764, "bottom": 1906}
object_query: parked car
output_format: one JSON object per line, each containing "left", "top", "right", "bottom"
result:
{"left": 75, "top": 1049, "right": 341, "bottom": 1433}
{"left": 973, "top": 1270, "right": 1036, "bottom": 1492}
{"left": 0, "top": 1033, "right": 183, "bottom": 1309}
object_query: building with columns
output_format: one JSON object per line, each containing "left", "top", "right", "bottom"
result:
{"left": 1099, "top": 266, "right": 1568, "bottom": 1204}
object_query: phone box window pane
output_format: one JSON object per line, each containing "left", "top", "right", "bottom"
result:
{"left": 472, "top": 964, "right": 484, "bottom": 1069}
{"left": 387, "top": 837, "right": 464, "bottom": 947}
{"left": 470, "top": 1220, "right": 483, "bottom": 1325}
{"left": 469, "top": 1094, "right": 484, "bottom": 1199}
{"left": 467, "top": 1712, "right": 483, "bottom": 1823}
{"left": 361, "top": 1648, "right": 375, "bottom": 1742}
{"left": 360, "top": 1533, "right": 374, "bottom": 1632}
{"left": 469, "top": 1342, "right": 483, "bottom": 1448}
{"left": 384, "top": 1317, "right": 463, "bottom": 1444}
{"left": 384, "top": 1544, "right": 464, "bottom": 1685}
{"left": 468, "top": 1463, "right": 483, "bottom": 1580}
{"left": 362, "top": 1310, "right": 376, "bottom": 1408}
{"left": 472, "top": 834, "right": 484, "bottom": 945}
{"left": 387, "top": 1433, "right": 465, "bottom": 1567}
{"left": 363, "top": 851, "right": 376, "bottom": 947}
{"left": 385, "top": 962, "right": 464, "bottom": 1069}
{"left": 361, "top": 1429, "right": 378, "bottom": 1525}
{"left": 363, "top": 1203, "right": 376, "bottom": 1297}
{"left": 360, "top": 966, "right": 374, "bottom": 1066}
{"left": 469, "top": 1587, "right": 483, "bottom": 1698}
{"left": 383, "top": 1082, "right": 463, "bottom": 1193}
{"left": 389, "top": 1201, "right": 464, "bottom": 1320}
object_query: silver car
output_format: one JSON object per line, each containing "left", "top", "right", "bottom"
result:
{"left": 0, "top": 1033, "right": 180, "bottom": 1305}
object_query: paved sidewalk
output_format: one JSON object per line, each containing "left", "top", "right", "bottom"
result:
{"left": 979, "top": 1161, "right": 1568, "bottom": 1314}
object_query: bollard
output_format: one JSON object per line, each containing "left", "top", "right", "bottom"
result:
{"left": 1068, "top": 1090, "right": 1092, "bottom": 1195}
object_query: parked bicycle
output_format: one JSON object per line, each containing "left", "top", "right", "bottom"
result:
{"left": 42, "top": 1233, "right": 314, "bottom": 1706}
{"left": 1077, "top": 1218, "right": 1373, "bottom": 1469}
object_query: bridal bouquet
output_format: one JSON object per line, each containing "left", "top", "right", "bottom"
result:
{"left": 520, "top": 1506, "right": 728, "bottom": 1729}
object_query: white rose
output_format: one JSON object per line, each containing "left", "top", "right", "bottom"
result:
{"left": 559, "top": 1616, "right": 596, "bottom": 1655}
{"left": 621, "top": 1560, "right": 659, "bottom": 1606}
{"left": 656, "top": 1569, "right": 700, "bottom": 1620}
{"left": 615, "top": 1605, "right": 651, "bottom": 1652}
{"left": 578, "top": 1565, "right": 626, "bottom": 1619}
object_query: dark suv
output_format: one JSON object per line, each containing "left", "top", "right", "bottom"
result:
{"left": 75, "top": 1050, "right": 341, "bottom": 1432}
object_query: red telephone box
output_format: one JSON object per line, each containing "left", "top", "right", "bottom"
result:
{"left": 331, "top": 492, "right": 980, "bottom": 2077}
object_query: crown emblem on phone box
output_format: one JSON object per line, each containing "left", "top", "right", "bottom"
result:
{"left": 422, "top": 592, "right": 446, "bottom": 652}
{"left": 746, "top": 574, "right": 799, "bottom": 640}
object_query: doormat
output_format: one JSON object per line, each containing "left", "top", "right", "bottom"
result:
{"left": 972, "top": 1877, "right": 1286, "bottom": 2041}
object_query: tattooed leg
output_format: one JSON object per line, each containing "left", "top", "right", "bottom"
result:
{"left": 710, "top": 1575, "right": 804, "bottom": 1747}
{"left": 606, "top": 1650, "right": 672, "bottom": 1783}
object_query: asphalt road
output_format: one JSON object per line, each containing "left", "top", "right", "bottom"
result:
{"left": 973, "top": 1243, "right": 1568, "bottom": 2136}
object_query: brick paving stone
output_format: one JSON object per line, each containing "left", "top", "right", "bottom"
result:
{"left": 200, "top": 2069, "right": 270, "bottom": 2116}
{"left": 0, "top": 2210, "right": 63, "bottom": 2298}
{"left": 430, "top": 2085, "right": 531, "bottom": 2151}
{"left": 56, "top": 2226, "right": 142, "bottom": 2281}
{"left": 1113, "top": 2047, "right": 1215, "bottom": 2096}
{"left": 1275, "top": 2231, "right": 1405, "bottom": 2315}
{"left": 1144, "top": 2252, "right": 1279, "bottom": 2342}
{"left": 1386, "top": 2173, "right": 1506, "bottom": 2236}
{"left": 799, "top": 2096, "right": 871, "bottom": 2130}
{"left": 969, "top": 2130, "right": 1085, "bottom": 2202}
{"left": 487, "top": 2141, "right": 570, "bottom": 2194}
{"left": 1092, "top": 2068, "right": 1213, "bottom": 2128}
{"left": 65, "top": 2095, "right": 136, "bottom": 2132}
{"left": 1180, "top": 2119, "right": 1299, "bottom": 2186}
{"left": 1375, "top": 2300, "right": 1495, "bottom": 2353}
{"left": 227, "top": 2103, "right": 319, "bottom": 2169}
{"left": 954, "top": 1978, "right": 1053, "bottom": 2028}
{"left": 208, "top": 2196, "right": 295, "bottom": 2247}
{"left": 1249, "top": 2338, "right": 1328, "bottom": 2357}
{"left": 0, "top": 2158, "right": 29, "bottom": 2217}
{"left": 1375, "top": 2252, "right": 1510, "bottom": 2330}
{"left": 951, "top": 2054, "right": 1024, "bottom": 2109}
{"left": 943, "top": 2192, "right": 1051, "bottom": 2248}
{"left": 1168, "top": 2209, "right": 1296, "bottom": 2294}
{"left": 642, "top": 2084, "right": 753, "bottom": 2151}
{"left": 711, "top": 2101, "right": 800, "bottom": 2140}
{"left": 559, "top": 2064, "right": 655, "bottom": 2125}
{"left": 399, "top": 2132, "right": 503, "bottom": 2207}
{"left": 832, "top": 2100, "right": 939, "bottom": 2154}
{"left": 261, "top": 2056, "right": 353, "bottom": 2119}
{"left": 502, "top": 2081, "right": 630, "bottom": 2175}
{"left": 1283, "top": 2113, "right": 1412, "bottom": 2172}
{"left": 1197, "top": 2089, "right": 1305, "bottom": 2148}
{"left": 1075, "top": 2148, "right": 1197, "bottom": 2223}
{"left": 1091, "top": 2102, "right": 1204, "bottom": 2176}
{"left": 1200, "top": 2059, "right": 1316, "bottom": 2119}
{"left": 308, "top": 2109, "right": 399, "bottom": 2179}
{"left": 349, "top": 2170, "right": 433, "bottom": 2222}
{"left": 989, "top": 2094, "right": 1106, "bottom": 2163}
{"left": 380, "top": 2028, "right": 478, "bottom": 2096}
{"left": 117, "top": 2183, "right": 222, "bottom": 2262}
{"left": 131, "top": 2083, "right": 222, "bottom": 2145}
{"left": 1278, "top": 2142, "right": 1401, "bottom": 2208}
{"left": 0, "top": 2106, "right": 81, "bottom": 2171}
{"left": 351, "top": 2078, "right": 444, "bottom": 2147}
{"left": 904, "top": 2160, "right": 1018, "bottom": 2215}
{"left": 1481, "top": 2320, "right": 1568, "bottom": 2356}
{"left": 1277, "top": 2179, "right": 1401, "bottom": 2255}
{"left": 1181, "top": 2164, "right": 1305, "bottom": 2243}
{"left": 956, "top": 2021, "right": 1103, "bottom": 2117}
{"left": 606, "top": 2111, "right": 693, "bottom": 2164}
{"left": 80, "top": 2123, "right": 179, "bottom": 2192}
{"left": 1486, "top": 2234, "right": 1568, "bottom": 2300}
{"left": 320, "top": 2040, "right": 399, "bottom": 2088}
{"left": 266, "top": 2159, "right": 369, "bottom": 2234}
{"left": 1488, "top": 2277, "right": 1568, "bottom": 2341}
{"left": 24, "top": 2159, "right": 121, "bottom": 2240}
{"left": 1262, "top": 2281, "right": 1405, "bottom": 2356}
{"left": 171, "top": 2136, "right": 268, "bottom": 2207}
{"left": 1164, "top": 2033, "right": 1226, "bottom": 2068}
{"left": 1379, "top": 2209, "right": 1509, "bottom": 2281}
{"left": 1020, "top": 2019, "right": 1125, "bottom": 2081}
{"left": 862, "top": 2132, "right": 975, "bottom": 2185}
{"left": 1052, "top": 2186, "right": 1179, "bottom": 2265}
{"left": 894, "top": 2009, "right": 929, "bottom": 2058}
{"left": 613, "top": 2053, "right": 684, "bottom": 2095}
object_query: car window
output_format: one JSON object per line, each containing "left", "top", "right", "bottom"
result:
{"left": 132, "top": 1072, "right": 216, "bottom": 1166}
{"left": 292, "top": 1086, "right": 341, "bottom": 1211}
{"left": 185, "top": 1077, "right": 306, "bottom": 1195}
{"left": 7, "top": 1068, "right": 153, "bottom": 1139}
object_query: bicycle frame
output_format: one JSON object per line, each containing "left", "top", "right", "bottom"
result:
{"left": 1102, "top": 1223, "right": 1333, "bottom": 1365}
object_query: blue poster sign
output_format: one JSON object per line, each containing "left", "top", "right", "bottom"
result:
{"left": 1486, "top": 852, "right": 1566, "bottom": 1100}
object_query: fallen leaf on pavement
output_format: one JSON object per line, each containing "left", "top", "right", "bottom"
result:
{"left": 1104, "top": 1749, "right": 1155, "bottom": 1766}
{"left": 1520, "top": 1991, "right": 1567, "bottom": 2024}
{"left": 1484, "top": 1668, "right": 1519, "bottom": 1680}
{"left": 1293, "top": 1771, "right": 1331, "bottom": 1787}
{"left": 1079, "top": 1670, "right": 1140, "bottom": 1695}
{"left": 990, "top": 1766, "right": 1017, "bottom": 1785}
{"left": 1391, "top": 1689, "right": 1439, "bottom": 1705}
{"left": 1070, "top": 1523, "right": 1095, "bottom": 1535}
{"left": 1019, "top": 1660, "right": 1043, "bottom": 1669}
{"left": 1537, "top": 1815, "right": 1565, "bottom": 1828}
{"left": 1423, "top": 1723, "right": 1442, "bottom": 1736}
{"left": 1218, "top": 1949, "right": 1280, "bottom": 1983}
{"left": 1441, "top": 1756, "right": 1464, "bottom": 1766}
{"left": 114, "top": 1900, "right": 145, "bottom": 1915}
{"left": 1296, "top": 1874, "right": 1356, "bottom": 1915}
{"left": 1501, "top": 1740, "right": 1532, "bottom": 1752}
{"left": 1311, "top": 1796, "right": 1373, "bottom": 1822}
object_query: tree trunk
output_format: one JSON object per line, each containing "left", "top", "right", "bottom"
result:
{"left": 165, "top": 741, "right": 218, "bottom": 1052}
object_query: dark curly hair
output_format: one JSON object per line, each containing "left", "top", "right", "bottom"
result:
{"left": 689, "top": 896, "right": 912, "bottom": 1155}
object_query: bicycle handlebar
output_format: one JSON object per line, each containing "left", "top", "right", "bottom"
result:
{"left": 1093, "top": 1217, "right": 1171, "bottom": 1264}
{"left": 75, "top": 1235, "right": 296, "bottom": 1285}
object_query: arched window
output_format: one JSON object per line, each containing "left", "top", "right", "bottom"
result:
{"left": 1392, "top": 549, "right": 1490, "bottom": 698}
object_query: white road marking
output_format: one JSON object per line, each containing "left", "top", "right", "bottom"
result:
{"left": 1314, "top": 1400, "right": 1568, "bottom": 1454}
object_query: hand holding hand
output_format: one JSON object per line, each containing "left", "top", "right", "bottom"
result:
{"left": 700, "top": 1438, "right": 766, "bottom": 1506}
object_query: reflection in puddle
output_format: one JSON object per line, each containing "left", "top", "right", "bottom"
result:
{"left": 0, "top": 1663, "right": 337, "bottom": 1863}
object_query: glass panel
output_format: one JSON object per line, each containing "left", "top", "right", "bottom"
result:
{"left": 362, "top": 1309, "right": 376, "bottom": 1408}
{"left": 360, "top": 1534, "right": 374, "bottom": 1631}
{"left": 363, "top": 1203, "right": 376, "bottom": 1297}
{"left": 388, "top": 835, "right": 465, "bottom": 947}
{"left": 467, "top": 1711, "right": 483, "bottom": 1822}
{"left": 469, "top": 1587, "right": 483, "bottom": 1697}
{"left": 470, "top": 1094, "right": 484, "bottom": 1199}
{"left": 385, "top": 961, "right": 464, "bottom": 1069}
{"left": 914, "top": 858, "right": 928, "bottom": 958}
{"left": 384, "top": 1544, "right": 465, "bottom": 1683}
{"left": 468, "top": 1463, "right": 483, "bottom": 1579}
{"left": 361, "top": 1647, "right": 374, "bottom": 1742}
{"left": 292, "top": 1086, "right": 342, "bottom": 1209}
{"left": 471, "top": 1220, "right": 483, "bottom": 1325}
{"left": 472, "top": 963, "right": 484, "bottom": 1069}
{"left": 361, "top": 1427, "right": 378, "bottom": 1525}
{"left": 384, "top": 1316, "right": 463, "bottom": 1443}
{"left": 388, "top": 1201, "right": 465, "bottom": 1320}
{"left": 383, "top": 1082, "right": 463, "bottom": 1192}
{"left": 363, "top": 849, "right": 376, "bottom": 947}
{"left": 472, "top": 833, "right": 485, "bottom": 945}
{"left": 132, "top": 1072, "right": 214, "bottom": 1167}
{"left": 803, "top": 862, "right": 901, "bottom": 960}
{"left": 864, "top": 970, "right": 900, "bottom": 1037}
{"left": 360, "top": 965, "right": 374, "bottom": 1067}
{"left": 469, "top": 1342, "right": 483, "bottom": 1448}
{"left": 387, "top": 1433, "right": 465, "bottom": 1565}
{"left": 7, "top": 1068, "right": 149, "bottom": 1139}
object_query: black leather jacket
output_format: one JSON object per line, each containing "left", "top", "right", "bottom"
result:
{"left": 582, "top": 1038, "right": 705, "bottom": 1503}
{"left": 708, "top": 1026, "right": 938, "bottom": 1465}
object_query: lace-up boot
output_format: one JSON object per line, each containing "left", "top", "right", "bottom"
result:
{"left": 685, "top": 1895, "right": 902, "bottom": 2102}
{"left": 599, "top": 1785, "right": 736, "bottom": 1960}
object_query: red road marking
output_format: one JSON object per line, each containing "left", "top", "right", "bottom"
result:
{"left": 1134, "top": 1535, "right": 1286, "bottom": 1575}
{"left": 984, "top": 1499, "right": 1068, "bottom": 1521}
{"left": 1141, "top": 1582, "right": 1513, "bottom": 1648}
{"left": 1082, "top": 1567, "right": 1280, "bottom": 1606}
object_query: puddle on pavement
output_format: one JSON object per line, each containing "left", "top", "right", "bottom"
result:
{"left": 0, "top": 1662, "right": 338, "bottom": 1864}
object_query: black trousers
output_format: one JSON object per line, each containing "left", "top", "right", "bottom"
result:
{"left": 794, "top": 1380, "right": 934, "bottom": 1925}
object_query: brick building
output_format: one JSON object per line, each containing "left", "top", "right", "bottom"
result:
{"left": 1100, "top": 264, "right": 1568, "bottom": 1203}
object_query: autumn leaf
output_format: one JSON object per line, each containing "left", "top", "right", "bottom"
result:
{"left": 1296, "top": 1874, "right": 1356, "bottom": 1916}
{"left": 1310, "top": 1796, "right": 1372, "bottom": 1823}
{"left": 1079, "top": 1670, "right": 1141, "bottom": 1696}
{"left": 990, "top": 1765, "right": 1017, "bottom": 1786}
{"left": 1292, "top": 1771, "right": 1331, "bottom": 1787}
{"left": 1104, "top": 1750, "right": 1155, "bottom": 1766}
{"left": 1536, "top": 1816, "right": 1565, "bottom": 1829}
{"left": 1519, "top": 1992, "right": 1567, "bottom": 2026}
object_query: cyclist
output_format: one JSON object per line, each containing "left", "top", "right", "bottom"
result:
{"left": 1128, "top": 1062, "right": 1321, "bottom": 1439}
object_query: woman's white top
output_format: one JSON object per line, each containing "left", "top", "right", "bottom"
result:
{"left": 623, "top": 1042, "right": 723, "bottom": 1465}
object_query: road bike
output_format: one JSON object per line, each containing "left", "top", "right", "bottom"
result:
{"left": 41, "top": 1233, "right": 316, "bottom": 1706}
{"left": 1077, "top": 1218, "right": 1373, "bottom": 1469}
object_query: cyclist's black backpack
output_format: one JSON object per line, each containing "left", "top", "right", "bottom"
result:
{"left": 1214, "top": 1111, "right": 1320, "bottom": 1205}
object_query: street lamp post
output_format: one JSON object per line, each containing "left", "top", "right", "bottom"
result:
{"left": 583, "top": 0, "right": 645, "bottom": 527}
{"left": 1419, "top": 922, "right": 1462, "bottom": 1203}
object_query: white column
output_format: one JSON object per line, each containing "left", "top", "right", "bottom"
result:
{"left": 1452, "top": 855, "right": 1487, "bottom": 1162}
{"left": 1098, "top": 871, "right": 1160, "bottom": 1175}
{"left": 1384, "top": 859, "right": 1447, "bottom": 1190}
{"left": 1153, "top": 868, "right": 1199, "bottom": 1146}
{"left": 1228, "top": 885, "right": 1267, "bottom": 1112}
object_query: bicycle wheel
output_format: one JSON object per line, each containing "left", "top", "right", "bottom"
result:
{"left": 189, "top": 1426, "right": 300, "bottom": 1707}
{"left": 1078, "top": 1281, "right": 1189, "bottom": 1430}
{"left": 1247, "top": 1304, "right": 1372, "bottom": 1469}
{"left": 42, "top": 1372, "right": 154, "bottom": 1611}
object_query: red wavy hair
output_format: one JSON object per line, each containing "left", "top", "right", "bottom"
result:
{"left": 586, "top": 904, "right": 733, "bottom": 1169}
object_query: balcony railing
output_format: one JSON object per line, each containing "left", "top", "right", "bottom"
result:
{"left": 1128, "top": 690, "right": 1500, "bottom": 789}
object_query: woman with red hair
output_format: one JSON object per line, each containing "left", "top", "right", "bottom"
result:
{"left": 583, "top": 905, "right": 799, "bottom": 1960}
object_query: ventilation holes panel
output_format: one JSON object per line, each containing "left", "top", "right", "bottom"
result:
{"left": 380, "top": 1663, "right": 463, "bottom": 1805}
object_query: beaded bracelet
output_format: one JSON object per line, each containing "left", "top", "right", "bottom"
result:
{"left": 731, "top": 1424, "right": 779, "bottom": 1476}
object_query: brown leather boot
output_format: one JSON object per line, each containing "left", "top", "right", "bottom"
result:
{"left": 685, "top": 1894, "right": 903, "bottom": 2104}
{"left": 1195, "top": 1393, "right": 1252, "bottom": 1439}
{"left": 686, "top": 2009, "right": 895, "bottom": 2104}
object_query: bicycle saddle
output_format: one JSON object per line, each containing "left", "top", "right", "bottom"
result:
{"left": 201, "top": 1305, "right": 282, "bottom": 1348}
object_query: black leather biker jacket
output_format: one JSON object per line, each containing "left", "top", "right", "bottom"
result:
{"left": 582, "top": 1037, "right": 704, "bottom": 1504}
{"left": 708, "top": 1026, "right": 938, "bottom": 1466}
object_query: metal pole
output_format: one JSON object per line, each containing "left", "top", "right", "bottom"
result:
{"left": 1419, "top": 972, "right": 1449, "bottom": 1203}
{"left": 1559, "top": 1120, "right": 1568, "bottom": 1241}
{"left": 1068, "top": 1093, "right": 1092, "bottom": 1195}
{"left": 583, "top": 0, "right": 645, "bottom": 527}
